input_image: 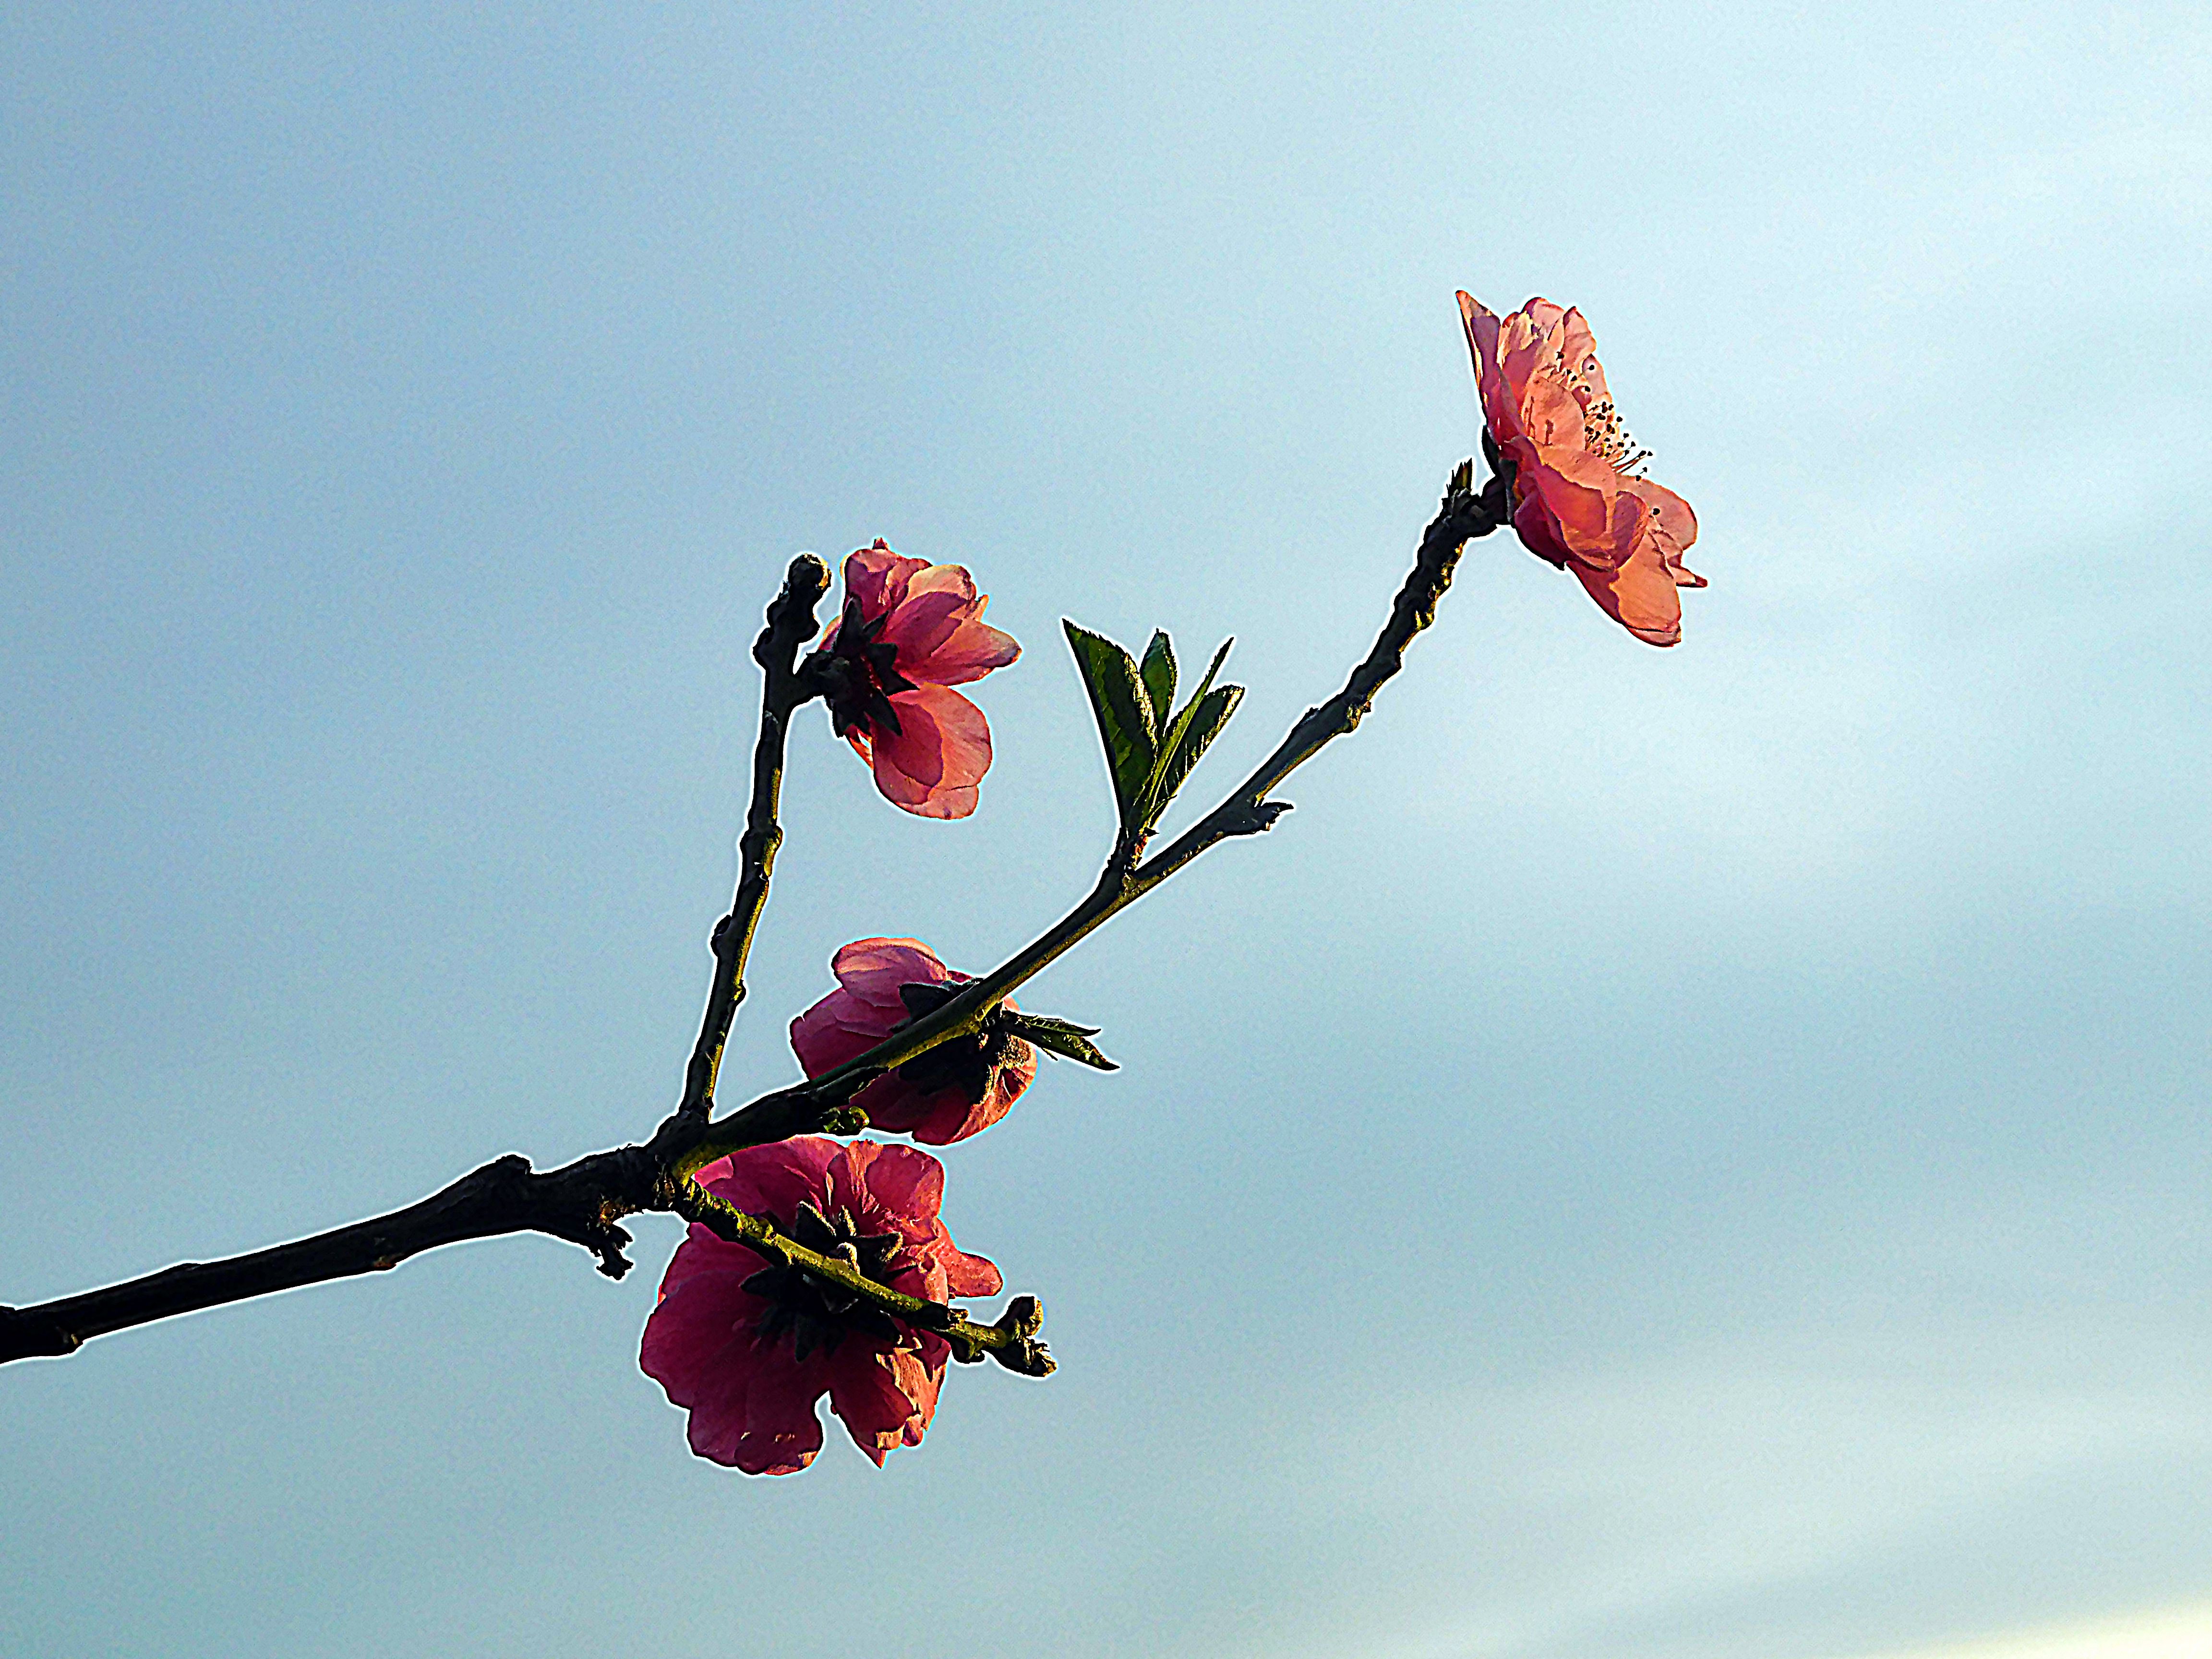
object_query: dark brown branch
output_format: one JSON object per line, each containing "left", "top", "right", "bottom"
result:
{"left": 676, "top": 553, "right": 832, "bottom": 1124}
{"left": 5, "top": 467, "right": 1495, "bottom": 1368}
{"left": 0, "top": 1139, "right": 1048, "bottom": 1373}
{"left": 0, "top": 1146, "right": 659, "bottom": 1363}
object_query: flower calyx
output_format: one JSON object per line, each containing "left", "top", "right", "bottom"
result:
{"left": 742, "top": 1198, "right": 909, "bottom": 1361}
{"left": 892, "top": 981, "right": 1119, "bottom": 1100}
{"left": 810, "top": 598, "right": 917, "bottom": 740}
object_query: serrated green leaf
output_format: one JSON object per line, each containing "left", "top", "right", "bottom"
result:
{"left": 1139, "top": 630, "right": 1176, "bottom": 730}
{"left": 1150, "top": 681, "right": 1243, "bottom": 821}
{"left": 1131, "top": 637, "right": 1234, "bottom": 830}
{"left": 1158, "top": 638, "right": 1231, "bottom": 767}
{"left": 1062, "top": 620, "right": 1157, "bottom": 820}
{"left": 1004, "top": 1013, "right": 1119, "bottom": 1070}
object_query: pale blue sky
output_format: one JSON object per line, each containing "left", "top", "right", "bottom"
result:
{"left": 5, "top": 4, "right": 2210, "bottom": 1656}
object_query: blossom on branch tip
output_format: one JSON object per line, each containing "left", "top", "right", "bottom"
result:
{"left": 639, "top": 1136, "right": 1001, "bottom": 1475}
{"left": 1457, "top": 292, "right": 1705, "bottom": 647}
{"left": 791, "top": 937, "right": 1037, "bottom": 1146}
{"left": 814, "top": 541, "right": 1020, "bottom": 818}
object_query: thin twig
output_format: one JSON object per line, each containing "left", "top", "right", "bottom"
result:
{"left": 675, "top": 553, "right": 832, "bottom": 1124}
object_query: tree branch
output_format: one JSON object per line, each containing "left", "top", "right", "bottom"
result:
{"left": 4, "top": 463, "right": 1497, "bottom": 1369}
{"left": 676, "top": 553, "right": 832, "bottom": 1124}
{"left": 0, "top": 1146, "right": 658, "bottom": 1363}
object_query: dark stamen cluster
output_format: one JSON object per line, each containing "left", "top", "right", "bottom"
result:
{"left": 819, "top": 598, "right": 915, "bottom": 739}
{"left": 894, "top": 980, "right": 1027, "bottom": 1105}
{"left": 742, "top": 1199, "right": 909, "bottom": 1361}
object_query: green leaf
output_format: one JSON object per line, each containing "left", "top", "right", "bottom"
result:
{"left": 1139, "top": 631, "right": 1177, "bottom": 730}
{"left": 1156, "top": 637, "right": 1232, "bottom": 771}
{"left": 1150, "top": 681, "right": 1244, "bottom": 822}
{"left": 1062, "top": 620, "right": 1157, "bottom": 820}
{"left": 1003, "top": 1013, "right": 1119, "bottom": 1071}
{"left": 1130, "top": 637, "right": 1236, "bottom": 830}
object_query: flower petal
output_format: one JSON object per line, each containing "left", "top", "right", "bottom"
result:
{"left": 878, "top": 564, "right": 994, "bottom": 664}
{"left": 852, "top": 1141, "right": 947, "bottom": 1224}
{"left": 888, "top": 1345, "right": 946, "bottom": 1448}
{"left": 1515, "top": 447, "right": 1636, "bottom": 564}
{"left": 901, "top": 1041, "right": 1035, "bottom": 1145}
{"left": 936, "top": 1233, "right": 1003, "bottom": 1298}
{"left": 905, "top": 612, "right": 1021, "bottom": 688}
{"left": 1622, "top": 476, "right": 1701, "bottom": 564}
{"left": 832, "top": 937, "right": 952, "bottom": 1006}
{"left": 827, "top": 1348, "right": 926, "bottom": 1466}
{"left": 867, "top": 684, "right": 992, "bottom": 819}
{"left": 731, "top": 1355, "right": 829, "bottom": 1476}
{"left": 790, "top": 990, "right": 892, "bottom": 1078}
{"left": 1570, "top": 533, "right": 1688, "bottom": 647}
{"left": 841, "top": 541, "right": 928, "bottom": 625}
{"left": 1458, "top": 291, "right": 1515, "bottom": 444}
{"left": 698, "top": 1136, "right": 841, "bottom": 1219}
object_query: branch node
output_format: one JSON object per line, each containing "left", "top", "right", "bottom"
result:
{"left": 1223, "top": 799, "right": 1292, "bottom": 837}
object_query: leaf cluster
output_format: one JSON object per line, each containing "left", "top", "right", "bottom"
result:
{"left": 1061, "top": 622, "right": 1244, "bottom": 842}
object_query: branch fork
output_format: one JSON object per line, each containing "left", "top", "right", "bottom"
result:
{"left": 3, "top": 459, "right": 1503, "bottom": 1375}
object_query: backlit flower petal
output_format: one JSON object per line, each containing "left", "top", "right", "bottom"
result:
{"left": 639, "top": 1137, "right": 998, "bottom": 1475}
{"left": 1459, "top": 292, "right": 1706, "bottom": 645}
{"left": 865, "top": 685, "right": 992, "bottom": 820}
{"left": 832, "top": 938, "right": 952, "bottom": 1006}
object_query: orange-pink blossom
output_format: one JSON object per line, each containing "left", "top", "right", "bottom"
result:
{"left": 818, "top": 541, "right": 1020, "bottom": 818}
{"left": 1458, "top": 292, "right": 1705, "bottom": 647}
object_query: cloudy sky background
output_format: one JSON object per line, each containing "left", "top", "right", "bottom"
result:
{"left": 5, "top": 4, "right": 2210, "bottom": 1655}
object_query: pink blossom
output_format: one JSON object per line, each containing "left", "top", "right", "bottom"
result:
{"left": 790, "top": 937, "right": 1037, "bottom": 1146}
{"left": 639, "top": 1136, "right": 1002, "bottom": 1475}
{"left": 817, "top": 540, "right": 1020, "bottom": 818}
{"left": 1458, "top": 292, "right": 1706, "bottom": 647}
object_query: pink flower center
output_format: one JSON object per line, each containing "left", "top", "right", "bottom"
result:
{"left": 741, "top": 1198, "right": 910, "bottom": 1360}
